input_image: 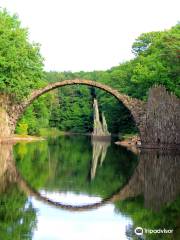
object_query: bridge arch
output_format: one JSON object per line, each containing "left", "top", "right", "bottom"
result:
{"left": 15, "top": 79, "right": 145, "bottom": 131}
{"left": 2, "top": 81, "right": 179, "bottom": 148}
{"left": 16, "top": 164, "right": 142, "bottom": 212}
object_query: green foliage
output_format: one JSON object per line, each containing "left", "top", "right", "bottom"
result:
{"left": 44, "top": 23, "right": 180, "bottom": 134}
{"left": 56, "top": 85, "right": 93, "bottom": 133}
{"left": 16, "top": 93, "right": 53, "bottom": 135}
{"left": 45, "top": 71, "right": 137, "bottom": 134}
{"left": 14, "top": 136, "right": 180, "bottom": 240}
{"left": 0, "top": 184, "right": 37, "bottom": 240}
{"left": 1, "top": 10, "right": 179, "bottom": 135}
{"left": 38, "top": 127, "right": 63, "bottom": 137}
{"left": 132, "top": 31, "right": 161, "bottom": 56}
{"left": 15, "top": 136, "right": 138, "bottom": 198}
{"left": 0, "top": 9, "right": 44, "bottom": 100}
{"left": 16, "top": 122, "right": 28, "bottom": 135}
{"left": 128, "top": 24, "right": 180, "bottom": 98}
{"left": 115, "top": 195, "right": 180, "bottom": 240}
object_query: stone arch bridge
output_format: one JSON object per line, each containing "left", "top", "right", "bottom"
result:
{"left": 0, "top": 79, "right": 180, "bottom": 149}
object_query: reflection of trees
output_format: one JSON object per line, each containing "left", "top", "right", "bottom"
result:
{"left": 13, "top": 139, "right": 180, "bottom": 207}
{"left": 112, "top": 149, "right": 180, "bottom": 210}
{"left": 115, "top": 150, "right": 180, "bottom": 240}
{"left": 91, "top": 139, "right": 110, "bottom": 180}
{"left": 0, "top": 139, "right": 137, "bottom": 212}
{"left": 15, "top": 136, "right": 137, "bottom": 198}
{"left": 0, "top": 140, "right": 180, "bottom": 240}
{"left": 1, "top": 139, "right": 179, "bottom": 238}
{"left": 0, "top": 184, "right": 36, "bottom": 240}
{"left": 0, "top": 144, "right": 37, "bottom": 240}
{"left": 117, "top": 194, "right": 180, "bottom": 240}
{"left": 14, "top": 146, "right": 180, "bottom": 233}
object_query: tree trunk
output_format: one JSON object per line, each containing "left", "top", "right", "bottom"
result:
{"left": 0, "top": 95, "right": 12, "bottom": 138}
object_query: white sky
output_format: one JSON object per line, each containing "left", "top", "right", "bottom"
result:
{"left": 0, "top": 0, "right": 179, "bottom": 72}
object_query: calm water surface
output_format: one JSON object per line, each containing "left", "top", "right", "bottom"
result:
{"left": 0, "top": 135, "right": 179, "bottom": 240}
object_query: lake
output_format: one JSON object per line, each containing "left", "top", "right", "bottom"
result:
{"left": 0, "top": 135, "right": 179, "bottom": 239}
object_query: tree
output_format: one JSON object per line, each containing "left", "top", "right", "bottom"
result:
{"left": 130, "top": 24, "right": 180, "bottom": 98}
{"left": 0, "top": 9, "right": 44, "bottom": 101}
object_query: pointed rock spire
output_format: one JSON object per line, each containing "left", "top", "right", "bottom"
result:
{"left": 92, "top": 99, "right": 111, "bottom": 137}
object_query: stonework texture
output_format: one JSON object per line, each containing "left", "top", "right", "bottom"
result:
{"left": 140, "top": 86, "right": 180, "bottom": 149}
{"left": 0, "top": 80, "right": 179, "bottom": 149}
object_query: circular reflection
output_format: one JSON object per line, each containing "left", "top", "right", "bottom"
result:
{"left": 15, "top": 136, "right": 139, "bottom": 211}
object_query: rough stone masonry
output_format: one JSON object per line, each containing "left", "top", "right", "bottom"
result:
{"left": 0, "top": 79, "right": 179, "bottom": 149}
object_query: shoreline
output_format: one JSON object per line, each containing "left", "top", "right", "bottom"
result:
{"left": 0, "top": 135, "right": 45, "bottom": 144}
{"left": 115, "top": 134, "right": 141, "bottom": 154}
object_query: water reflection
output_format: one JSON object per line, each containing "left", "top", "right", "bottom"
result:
{"left": 91, "top": 139, "right": 110, "bottom": 180}
{"left": 0, "top": 136, "right": 179, "bottom": 239}
{"left": 140, "top": 150, "right": 180, "bottom": 210}
{"left": 0, "top": 144, "right": 36, "bottom": 240}
{"left": 32, "top": 197, "right": 131, "bottom": 240}
{"left": 112, "top": 149, "right": 180, "bottom": 211}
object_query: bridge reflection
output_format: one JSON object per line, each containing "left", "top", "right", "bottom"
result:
{"left": 0, "top": 143, "right": 179, "bottom": 212}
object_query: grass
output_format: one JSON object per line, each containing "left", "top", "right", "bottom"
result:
{"left": 38, "top": 128, "right": 64, "bottom": 137}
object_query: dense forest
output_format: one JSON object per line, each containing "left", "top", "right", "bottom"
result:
{"left": 0, "top": 10, "right": 179, "bottom": 136}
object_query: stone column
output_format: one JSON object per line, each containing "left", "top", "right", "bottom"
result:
{"left": 141, "top": 86, "right": 180, "bottom": 149}
{"left": 92, "top": 99, "right": 111, "bottom": 138}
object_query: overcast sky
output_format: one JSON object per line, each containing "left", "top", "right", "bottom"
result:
{"left": 0, "top": 0, "right": 179, "bottom": 72}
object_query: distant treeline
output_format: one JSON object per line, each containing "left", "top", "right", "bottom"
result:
{"left": 17, "top": 23, "right": 180, "bottom": 135}
{"left": 1, "top": 10, "right": 179, "bottom": 135}
{"left": 16, "top": 23, "right": 180, "bottom": 135}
